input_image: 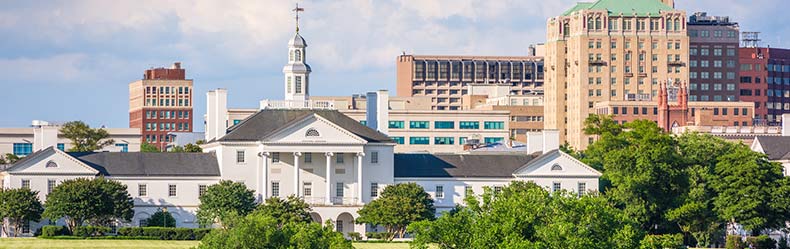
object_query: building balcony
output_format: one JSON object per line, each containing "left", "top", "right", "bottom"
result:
{"left": 259, "top": 100, "right": 336, "bottom": 110}
{"left": 667, "top": 61, "right": 685, "bottom": 66}
{"left": 301, "top": 197, "right": 361, "bottom": 207}
{"left": 624, "top": 72, "right": 634, "bottom": 77}
{"left": 588, "top": 60, "right": 607, "bottom": 66}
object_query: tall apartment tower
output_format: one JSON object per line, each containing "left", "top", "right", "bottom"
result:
{"left": 129, "top": 62, "right": 194, "bottom": 150}
{"left": 396, "top": 55, "right": 544, "bottom": 110}
{"left": 545, "top": 0, "right": 688, "bottom": 149}
{"left": 687, "top": 12, "right": 740, "bottom": 102}
{"left": 739, "top": 46, "right": 790, "bottom": 125}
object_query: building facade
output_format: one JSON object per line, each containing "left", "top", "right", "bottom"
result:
{"left": 545, "top": 0, "right": 688, "bottom": 149}
{"left": 739, "top": 47, "right": 790, "bottom": 124}
{"left": 396, "top": 55, "right": 544, "bottom": 110}
{"left": 129, "top": 62, "right": 194, "bottom": 150}
{"left": 687, "top": 12, "right": 740, "bottom": 102}
{"left": 0, "top": 120, "right": 141, "bottom": 157}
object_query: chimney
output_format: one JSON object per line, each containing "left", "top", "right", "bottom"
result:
{"left": 526, "top": 131, "right": 544, "bottom": 154}
{"left": 365, "top": 90, "right": 390, "bottom": 134}
{"left": 783, "top": 113, "right": 790, "bottom": 137}
{"left": 32, "top": 121, "right": 58, "bottom": 151}
{"left": 205, "top": 89, "right": 228, "bottom": 141}
{"left": 542, "top": 130, "right": 560, "bottom": 153}
{"left": 172, "top": 62, "right": 181, "bottom": 69}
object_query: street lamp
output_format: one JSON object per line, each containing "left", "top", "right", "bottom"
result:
{"left": 162, "top": 207, "right": 168, "bottom": 227}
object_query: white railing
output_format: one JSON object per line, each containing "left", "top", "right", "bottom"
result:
{"left": 259, "top": 99, "right": 336, "bottom": 110}
{"left": 671, "top": 126, "right": 783, "bottom": 135}
{"left": 299, "top": 197, "right": 360, "bottom": 206}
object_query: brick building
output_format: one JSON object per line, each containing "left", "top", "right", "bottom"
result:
{"left": 129, "top": 62, "right": 194, "bottom": 150}
{"left": 687, "top": 12, "right": 740, "bottom": 102}
{"left": 739, "top": 47, "right": 790, "bottom": 125}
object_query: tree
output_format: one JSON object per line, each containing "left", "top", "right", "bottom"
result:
{"left": 60, "top": 121, "right": 114, "bottom": 152}
{"left": 169, "top": 143, "right": 203, "bottom": 153}
{"left": 199, "top": 211, "right": 351, "bottom": 249}
{"left": 356, "top": 182, "right": 435, "bottom": 240}
{"left": 140, "top": 142, "right": 159, "bottom": 152}
{"left": 408, "top": 181, "right": 642, "bottom": 249}
{"left": 145, "top": 209, "right": 176, "bottom": 227}
{"left": 0, "top": 188, "right": 44, "bottom": 237}
{"left": 0, "top": 153, "right": 20, "bottom": 165}
{"left": 712, "top": 146, "right": 790, "bottom": 235}
{"left": 197, "top": 180, "right": 256, "bottom": 228}
{"left": 43, "top": 177, "right": 134, "bottom": 232}
{"left": 253, "top": 196, "right": 312, "bottom": 225}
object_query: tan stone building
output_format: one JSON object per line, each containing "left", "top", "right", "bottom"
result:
{"left": 545, "top": 0, "right": 687, "bottom": 149}
{"left": 129, "top": 62, "right": 194, "bottom": 150}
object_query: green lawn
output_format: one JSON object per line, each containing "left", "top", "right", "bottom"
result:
{"left": 0, "top": 238, "right": 411, "bottom": 249}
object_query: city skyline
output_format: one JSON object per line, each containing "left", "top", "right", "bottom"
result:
{"left": 1, "top": 0, "right": 788, "bottom": 129}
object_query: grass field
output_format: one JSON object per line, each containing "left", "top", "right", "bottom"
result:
{"left": 0, "top": 238, "right": 411, "bottom": 249}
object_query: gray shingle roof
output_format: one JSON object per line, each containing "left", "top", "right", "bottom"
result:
{"left": 394, "top": 153, "right": 540, "bottom": 178}
{"left": 755, "top": 136, "right": 790, "bottom": 160}
{"left": 219, "top": 109, "right": 392, "bottom": 143}
{"left": 69, "top": 152, "right": 220, "bottom": 177}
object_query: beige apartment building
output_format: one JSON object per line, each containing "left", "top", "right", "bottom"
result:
{"left": 396, "top": 55, "right": 544, "bottom": 110}
{"left": 544, "top": 0, "right": 688, "bottom": 149}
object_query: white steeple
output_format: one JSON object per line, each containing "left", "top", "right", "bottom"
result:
{"left": 283, "top": 3, "right": 311, "bottom": 101}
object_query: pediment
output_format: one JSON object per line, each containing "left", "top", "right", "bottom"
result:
{"left": 513, "top": 150, "right": 601, "bottom": 177}
{"left": 264, "top": 114, "right": 367, "bottom": 145}
{"left": 5, "top": 148, "right": 98, "bottom": 175}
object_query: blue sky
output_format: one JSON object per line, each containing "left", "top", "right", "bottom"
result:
{"left": 0, "top": 0, "right": 788, "bottom": 130}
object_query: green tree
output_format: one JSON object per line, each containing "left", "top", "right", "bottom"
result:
{"left": 0, "top": 188, "right": 44, "bottom": 237}
{"left": 43, "top": 177, "right": 134, "bottom": 232}
{"left": 169, "top": 143, "right": 203, "bottom": 153}
{"left": 253, "top": 196, "right": 312, "bottom": 225}
{"left": 713, "top": 146, "right": 789, "bottom": 235}
{"left": 0, "top": 153, "right": 20, "bottom": 164}
{"left": 140, "top": 142, "right": 159, "bottom": 152}
{"left": 356, "top": 182, "right": 435, "bottom": 240}
{"left": 145, "top": 209, "right": 176, "bottom": 227}
{"left": 60, "top": 121, "right": 114, "bottom": 152}
{"left": 199, "top": 212, "right": 351, "bottom": 249}
{"left": 197, "top": 180, "right": 256, "bottom": 228}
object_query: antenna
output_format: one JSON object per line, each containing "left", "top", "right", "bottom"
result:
{"left": 293, "top": 3, "right": 305, "bottom": 32}
{"left": 742, "top": 31, "right": 761, "bottom": 48}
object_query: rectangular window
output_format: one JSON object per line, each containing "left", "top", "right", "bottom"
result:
{"left": 391, "top": 136, "right": 405, "bottom": 144}
{"left": 138, "top": 184, "right": 147, "bottom": 196}
{"left": 409, "top": 121, "right": 429, "bottom": 129}
{"left": 459, "top": 137, "right": 468, "bottom": 145}
{"left": 236, "top": 150, "right": 245, "bottom": 163}
{"left": 370, "top": 183, "right": 379, "bottom": 198}
{"left": 336, "top": 153, "right": 344, "bottom": 164}
{"left": 435, "top": 185, "right": 444, "bottom": 198}
{"left": 552, "top": 182, "right": 561, "bottom": 193}
{"left": 303, "top": 182, "right": 312, "bottom": 197}
{"left": 272, "top": 152, "right": 280, "bottom": 163}
{"left": 484, "top": 137, "right": 504, "bottom": 144}
{"left": 199, "top": 185, "right": 207, "bottom": 196}
{"left": 13, "top": 143, "right": 33, "bottom": 156}
{"left": 301, "top": 153, "right": 311, "bottom": 163}
{"left": 459, "top": 121, "right": 479, "bottom": 129}
{"left": 115, "top": 143, "right": 128, "bottom": 152}
{"left": 484, "top": 121, "right": 505, "bottom": 130}
{"left": 336, "top": 182, "right": 344, "bottom": 197}
{"left": 409, "top": 137, "right": 430, "bottom": 145}
{"left": 295, "top": 76, "right": 302, "bottom": 93}
{"left": 434, "top": 121, "right": 454, "bottom": 129}
{"left": 434, "top": 137, "right": 455, "bottom": 145}
{"left": 21, "top": 179, "right": 30, "bottom": 189}
{"left": 57, "top": 143, "right": 65, "bottom": 151}
{"left": 578, "top": 182, "right": 586, "bottom": 197}
{"left": 371, "top": 151, "right": 379, "bottom": 164}
{"left": 47, "top": 179, "right": 56, "bottom": 194}
{"left": 168, "top": 184, "right": 177, "bottom": 197}
{"left": 271, "top": 182, "right": 280, "bottom": 197}
{"left": 388, "top": 121, "right": 405, "bottom": 129}
{"left": 465, "top": 185, "right": 473, "bottom": 197}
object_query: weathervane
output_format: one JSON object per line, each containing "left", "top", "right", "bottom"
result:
{"left": 293, "top": 3, "right": 304, "bottom": 33}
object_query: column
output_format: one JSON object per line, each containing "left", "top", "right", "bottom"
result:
{"left": 293, "top": 152, "right": 302, "bottom": 197}
{"left": 325, "top": 152, "right": 334, "bottom": 205}
{"left": 262, "top": 152, "right": 270, "bottom": 200}
{"left": 356, "top": 152, "right": 364, "bottom": 205}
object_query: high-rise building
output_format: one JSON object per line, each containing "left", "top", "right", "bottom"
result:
{"left": 396, "top": 55, "right": 544, "bottom": 110}
{"left": 687, "top": 12, "right": 740, "bottom": 102}
{"left": 739, "top": 46, "right": 790, "bottom": 125}
{"left": 129, "top": 62, "right": 194, "bottom": 150}
{"left": 544, "top": 0, "right": 688, "bottom": 149}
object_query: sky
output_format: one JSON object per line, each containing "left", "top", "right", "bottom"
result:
{"left": 0, "top": 0, "right": 788, "bottom": 130}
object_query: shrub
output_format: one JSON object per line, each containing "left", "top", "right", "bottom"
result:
{"left": 73, "top": 226, "right": 110, "bottom": 237}
{"left": 116, "top": 227, "right": 211, "bottom": 240}
{"left": 194, "top": 228, "right": 212, "bottom": 240}
{"left": 745, "top": 235, "right": 776, "bottom": 249}
{"left": 41, "top": 225, "right": 70, "bottom": 237}
{"left": 726, "top": 235, "right": 745, "bottom": 249}
{"left": 640, "top": 234, "right": 685, "bottom": 249}
{"left": 348, "top": 232, "right": 362, "bottom": 241}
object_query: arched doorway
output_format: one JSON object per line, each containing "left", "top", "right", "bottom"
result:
{"left": 335, "top": 212, "right": 355, "bottom": 235}
{"left": 310, "top": 212, "right": 322, "bottom": 224}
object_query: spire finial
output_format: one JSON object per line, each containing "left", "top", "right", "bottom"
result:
{"left": 293, "top": 3, "right": 304, "bottom": 33}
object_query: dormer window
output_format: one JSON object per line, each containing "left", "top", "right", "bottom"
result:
{"left": 305, "top": 128, "right": 320, "bottom": 137}
{"left": 46, "top": 161, "right": 58, "bottom": 168}
{"left": 551, "top": 164, "right": 563, "bottom": 171}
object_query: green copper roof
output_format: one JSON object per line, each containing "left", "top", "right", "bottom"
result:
{"left": 562, "top": 0, "right": 674, "bottom": 16}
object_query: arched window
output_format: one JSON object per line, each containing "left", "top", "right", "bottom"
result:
{"left": 595, "top": 17, "right": 601, "bottom": 30}
{"left": 563, "top": 23, "right": 570, "bottom": 37}
{"left": 305, "top": 128, "right": 320, "bottom": 137}
{"left": 673, "top": 19, "right": 680, "bottom": 31}
{"left": 551, "top": 164, "right": 563, "bottom": 171}
{"left": 295, "top": 50, "right": 302, "bottom": 61}
{"left": 46, "top": 160, "right": 58, "bottom": 168}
